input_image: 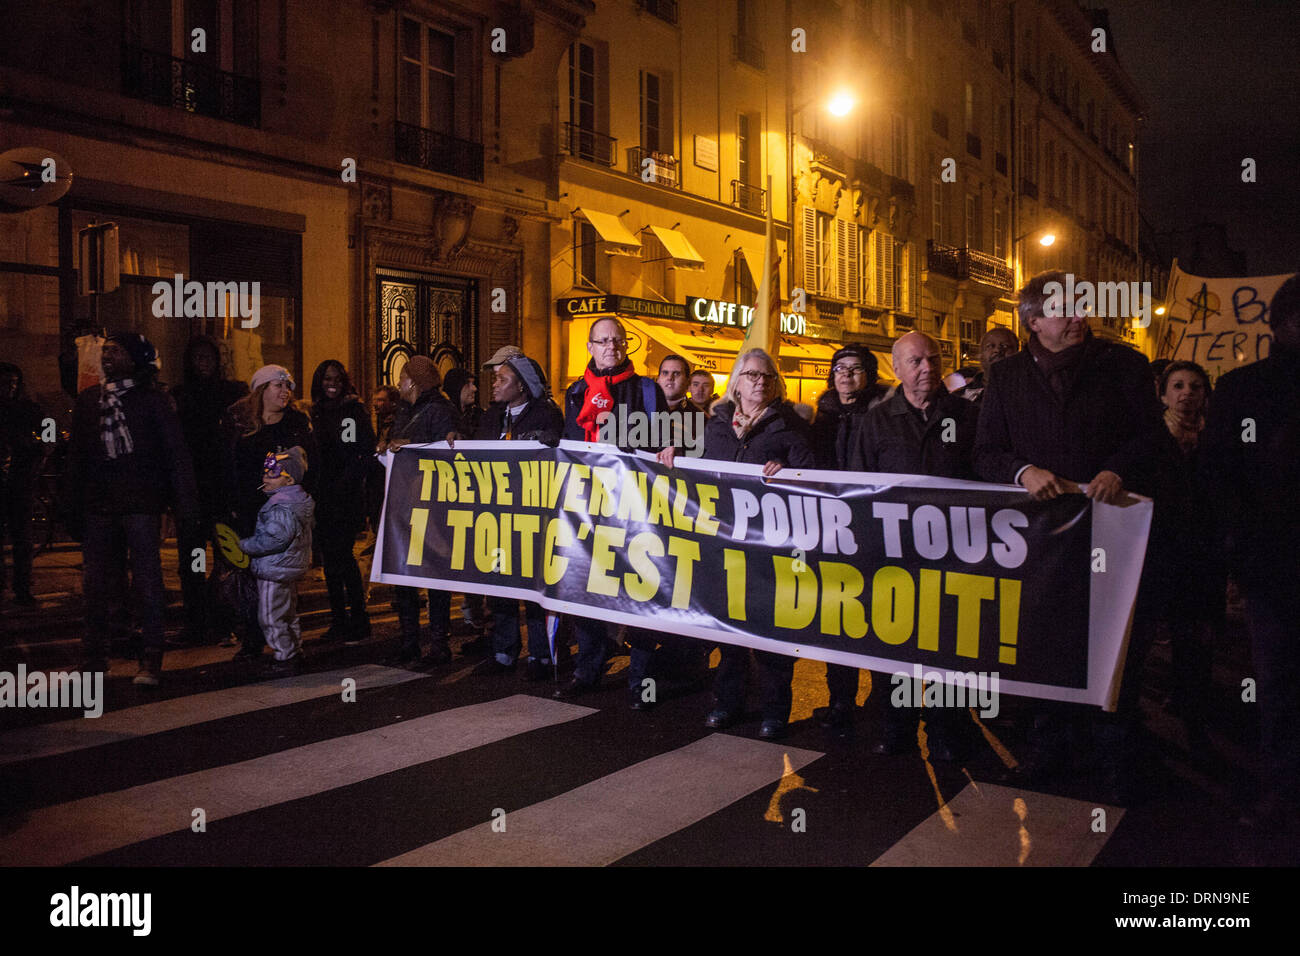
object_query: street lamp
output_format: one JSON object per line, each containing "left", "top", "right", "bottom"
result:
{"left": 827, "top": 90, "right": 855, "bottom": 117}
{"left": 1008, "top": 228, "right": 1059, "bottom": 335}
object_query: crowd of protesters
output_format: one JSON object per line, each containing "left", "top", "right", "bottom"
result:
{"left": 1, "top": 267, "right": 1295, "bottom": 822}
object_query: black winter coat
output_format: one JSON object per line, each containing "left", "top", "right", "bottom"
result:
{"left": 474, "top": 398, "right": 565, "bottom": 444}
{"left": 563, "top": 363, "right": 669, "bottom": 451}
{"left": 310, "top": 395, "right": 378, "bottom": 512}
{"left": 223, "top": 405, "right": 319, "bottom": 535}
{"left": 1198, "top": 345, "right": 1300, "bottom": 591}
{"left": 843, "top": 387, "right": 979, "bottom": 480}
{"left": 67, "top": 383, "right": 199, "bottom": 522}
{"left": 703, "top": 400, "right": 816, "bottom": 468}
{"left": 172, "top": 377, "right": 248, "bottom": 516}
{"left": 390, "top": 388, "right": 460, "bottom": 446}
{"left": 811, "top": 386, "right": 890, "bottom": 470}
{"left": 974, "top": 335, "right": 1162, "bottom": 489}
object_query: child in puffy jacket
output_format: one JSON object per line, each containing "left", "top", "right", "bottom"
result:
{"left": 239, "top": 446, "right": 315, "bottom": 672}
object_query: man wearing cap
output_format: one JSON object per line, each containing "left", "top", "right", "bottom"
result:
{"left": 66, "top": 332, "right": 199, "bottom": 687}
{"left": 471, "top": 354, "right": 565, "bottom": 677}
{"left": 382, "top": 355, "right": 461, "bottom": 667}
{"left": 557, "top": 317, "right": 670, "bottom": 703}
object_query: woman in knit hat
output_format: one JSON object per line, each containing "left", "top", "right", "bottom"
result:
{"left": 219, "top": 364, "right": 319, "bottom": 663}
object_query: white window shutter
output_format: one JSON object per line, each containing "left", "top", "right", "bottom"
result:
{"left": 844, "top": 223, "right": 859, "bottom": 303}
{"left": 879, "top": 233, "right": 895, "bottom": 310}
{"left": 801, "top": 205, "right": 817, "bottom": 295}
{"left": 859, "top": 226, "right": 871, "bottom": 304}
{"left": 899, "top": 243, "right": 911, "bottom": 313}
{"left": 835, "top": 219, "right": 849, "bottom": 298}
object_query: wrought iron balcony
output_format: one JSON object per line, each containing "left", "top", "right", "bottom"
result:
{"left": 627, "top": 147, "right": 680, "bottom": 188}
{"left": 637, "top": 0, "right": 678, "bottom": 26}
{"left": 731, "top": 179, "right": 767, "bottom": 215}
{"left": 853, "top": 158, "right": 887, "bottom": 191}
{"left": 121, "top": 44, "right": 260, "bottom": 127}
{"left": 395, "top": 121, "right": 484, "bottom": 181}
{"left": 931, "top": 110, "right": 950, "bottom": 139}
{"left": 926, "top": 240, "right": 1013, "bottom": 292}
{"left": 995, "top": 151, "right": 1008, "bottom": 175}
{"left": 562, "top": 122, "right": 617, "bottom": 167}
{"left": 966, "top": 132, "right": 982, "bottom": 158}
{"left": 732, "top": 33, "right": 765, "bottom": 70}
{"left": 1021, "top": 178, "right": 1038, "bottom": 199}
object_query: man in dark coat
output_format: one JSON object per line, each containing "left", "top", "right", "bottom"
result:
{"left": 471, "top": 354, "right": 564, "bottom": 678}
{"left": 67, "top": 333, "right": 199, "bottom": 686}
{"left": 974, "top": 270, "right": 1163, "bottom": 794}
{"left": 842, "top": 331, "right": 980, "bottom": 758}
{"left": 383, "top": 356, "right": 461, "bottom": 667}
{"left": 171, "top": 336, "right": 248, "bottom": 644}
{"left": 1200, "top": 270, "right": 1300, "bottom": 826}
{"left": 556, "top": 317, "right": 671, "bottom": 703}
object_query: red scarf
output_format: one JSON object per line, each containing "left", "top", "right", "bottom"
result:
{"left": 575, "top": 361, "right": 635, "bottom": 442}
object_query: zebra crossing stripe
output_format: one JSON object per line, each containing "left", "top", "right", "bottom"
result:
{"left": 869, "top": 781, "right": 1122, "bottom": 866}
{"left": 0, "top": 694, "right": 595, "bottom": 865}
{"left": 376, "top": 733, "right": 824, "bottom": 867}
{"left": 0, "top": 665, "right": 424, "bottom": 766}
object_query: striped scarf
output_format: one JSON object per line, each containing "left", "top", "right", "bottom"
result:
{"left": 100, "top": 379, "right": 135, "bottom": 459}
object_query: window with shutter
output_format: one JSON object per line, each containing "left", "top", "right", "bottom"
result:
{"left": 800, "top": 205, "right": 817, "bottom": 295}
{"left": 875, "top": 232, "right": 895, "bottom": 310}
{"left": 859, "top": 226, "right": 872, "bottom": 305}
{"left": 817, "top": 212, "right": 837, "bottom": 296}
{"left": 843, "top": 221, "right": 859, "bottom": 302}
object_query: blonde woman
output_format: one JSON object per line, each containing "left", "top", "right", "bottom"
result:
{"left": 660, "top": 348, "right": 815, "bottom": 738}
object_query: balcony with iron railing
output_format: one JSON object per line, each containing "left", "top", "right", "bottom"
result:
{"left": 926, "top": 240, "right": 1013, "bottom": 292}
{"left": 394, "top": 121, "right": 484, "bottom": 181}
{"left": 121, "top": 44, "right": 260, "bottom": 127}
{"left": 731, "top": 180, "right": 766, "bottom": 215}
{"left": 966, "top": 132, "right": 982, "bottom": 158}
{"left": 637, "top": 0, "right": 678, "bottom": 26}
{"left": 627, "top": 147, "right": 680, "bottom": 188}
{"left": 732, "top": 33, "right": 765, "bottom": 70}
{"left": 561, "top": 122, "right": 617, "bottom": 167}
{"left": 887, "top": 175, "right": 915, "bottom": 203}
{"left": 1021, "top": 178, "right": 1039, "bottom": 199}
{"left": 995, "top": 151, "right": 1008, "bottom": 175}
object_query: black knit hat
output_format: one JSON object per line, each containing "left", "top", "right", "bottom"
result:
{"left": 442, "top": 367, "right": 474, "bottom": 405}
{"left": 105, "top": 331, "right": 159, "bottom": 377}
{"left": 826, "top": 346, "right": 878, "bottom": 389}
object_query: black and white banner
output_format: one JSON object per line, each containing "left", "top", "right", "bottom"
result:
{"left": 372, "top": 441, "right": 1153, "bottom": 710}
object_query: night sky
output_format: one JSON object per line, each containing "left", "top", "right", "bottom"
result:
{"left": 1100, "top": 0, "right": 1300, "bottom": 274}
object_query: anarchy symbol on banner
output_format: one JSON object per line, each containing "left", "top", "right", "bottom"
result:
{"left": 213, "top": 522, "right": 250, "bottom": 569}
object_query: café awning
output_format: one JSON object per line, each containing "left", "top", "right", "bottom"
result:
{"left": 646, "top": 226, "right": 705, "bottom": 270}
{"left": 574, "top": 208, "right": 641, "bottom": 255}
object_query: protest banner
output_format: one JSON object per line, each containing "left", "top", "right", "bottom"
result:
{"left": 1154, "top": 259, "right": 1297, "bottom": 381}
{"left": 372, "top": 441, "right": 1153, "bottom": 710}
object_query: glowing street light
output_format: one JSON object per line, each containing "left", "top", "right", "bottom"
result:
{"left": 827, "top": 90, "right": 855, "bottom": 117}
{"left": 1038, "top": 232, "right": 1056, "bottom": 247}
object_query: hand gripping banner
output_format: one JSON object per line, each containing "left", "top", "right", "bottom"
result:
{"left": 372, "top": 440, "right": 1153, "bottom": 710}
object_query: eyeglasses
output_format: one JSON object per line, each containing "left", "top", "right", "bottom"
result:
{"left": 833, "top": 364, "right": 866, "bottom": 376}
{"left": 589, "top": 336, "right": 627, "bottom": 347}
{"left": 738, "top": 370, "right": 777, "bottom": 383}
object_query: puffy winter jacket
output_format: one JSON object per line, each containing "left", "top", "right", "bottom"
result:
{"left": 240, "top": 484, "right": 315, "bottom": 583}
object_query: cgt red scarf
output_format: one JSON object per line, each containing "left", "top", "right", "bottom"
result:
{"left": 575, "top": 360, "right": 635, "bottom": 441}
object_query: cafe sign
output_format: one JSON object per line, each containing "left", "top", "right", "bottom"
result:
{"left": 557, "top": 294, "right": 687, "bottom": 321}
{"left": 685, "top": 296, "right": 808, "bottom": 336}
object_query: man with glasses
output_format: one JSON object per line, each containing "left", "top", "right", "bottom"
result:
{"left": 975, "top": 270, "right": 1162, "bottom": 798}
{"left": 559, "top": 317, "right": 672, "bottom": 705}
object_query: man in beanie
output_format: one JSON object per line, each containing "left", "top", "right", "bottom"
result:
{"left": 239, "top": 446, "right": 314, "bottom": 675}
{"left": 66, "top": 332, "right": 199, "bottom": 686}
{"left": 381, "top": 355, "right": 461, "bottom": 667}
{"left": 471, "top": 353, "right": 565, "bottom": 676}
